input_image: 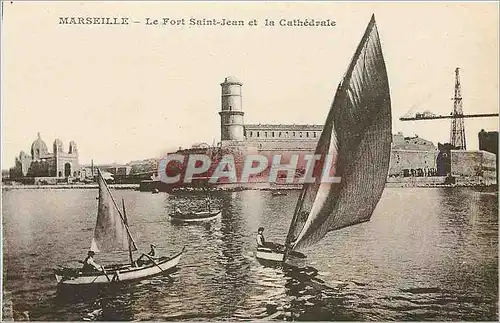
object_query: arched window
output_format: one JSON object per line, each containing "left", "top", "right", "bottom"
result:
{"left": 272, "top": 131, "right": 275, "bottom": 137}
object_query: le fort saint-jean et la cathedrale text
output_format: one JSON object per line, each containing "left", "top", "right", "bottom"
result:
{"left": 58, "top": 16, "right": 336, "bottom": 27}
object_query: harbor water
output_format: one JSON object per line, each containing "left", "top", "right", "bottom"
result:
{"left": 2, "top": 188, "right": 498, "bottom": 321}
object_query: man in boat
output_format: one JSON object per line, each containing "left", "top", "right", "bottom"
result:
{"left": 256, "top": 227, "right": 283, "bottom": 251}
{"left": 147, "top": 244, "right": 157, "bottom": 257}
{"left": 136, "top": 244, "right": 158, "bottom": 267}
{"left": 205, "top": 196, "right": 211, "bottom": 212}
{"left": 82, "top": 251, "right": 103, "bottom": 273}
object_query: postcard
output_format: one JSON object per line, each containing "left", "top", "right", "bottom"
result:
{"left": 2, "top": 1, "right": 498, "bottom": 321}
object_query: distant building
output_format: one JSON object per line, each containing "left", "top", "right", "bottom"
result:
{"left": 9, "top": 133, "right": 79, "bottom": 180}
{"left": 478, "top": 130, "right": 498, "bottom": 155}
{"left": 451, "top": 150, "right": 497, "bottom": 185}
{"left": 435, "top": 141, "right": 497, "bottom": 185}
{"left": 436, "top": 143, "right": 455, "bottom": 176}
{"left": 478, "top": 129, "right": 498, "bottom": 182}
{"left": 1, "top": 169, "right": 10, "bottom": 180}
{"left": 78, "top": 167, "right": 95, "bottom": 181}
{"left": 164, "top": 77, "right": 438, "bottom": 185}
{"left": 76, "top": 165, "right": 117, "bottom": 182}
{"left": 389, "top": 133, "right": 438, "bottom": 177}
{"left": 218, "top": 76, "right": 321, "bottom": 155}
{"left": 99, "top": 164, "right": 132, "bottom": 176}
{"left": 143, "top": 77, "right": 497, "bottom": 189}
{"left": 218, "top": 76, "right": 438, "bottom": 177}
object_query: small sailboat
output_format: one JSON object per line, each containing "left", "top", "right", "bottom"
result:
{"left": 54, "top": 169, "right": 184, "bottom": 285}
{"left": 256, "top": 15, "right": 392, "bottom": 264}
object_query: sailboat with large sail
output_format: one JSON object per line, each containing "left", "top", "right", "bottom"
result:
{"left": 54, "top": 169, "right": 184, "bottom": 285}
{"left": 256, "top": 14, "right": 392, "bottom": 264}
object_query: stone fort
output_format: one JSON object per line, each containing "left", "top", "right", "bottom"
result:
{"left": 178, "top": 76, "right": 439, "bottom": 177}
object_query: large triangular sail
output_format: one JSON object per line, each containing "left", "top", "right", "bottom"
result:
{"left": 90, "top": 169, "right": 138, "bottom": 253}
{"left": 285, "top": 15, "right": 392, "bottom": 252}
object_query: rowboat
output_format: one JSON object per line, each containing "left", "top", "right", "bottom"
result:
{"left": 170, "top": 189, "right": 221, "bottom": 223}
{"left": 54, "top": 169, "right": 184, "bottom": 286}
{"left": 54, "top": 249, "right": 184, "bottom": 285}
{"left": 256, "top": 14, "right": 392, "bottom": 264}
{"left": 169, "top": 210, "right": 221, "bottom": 223}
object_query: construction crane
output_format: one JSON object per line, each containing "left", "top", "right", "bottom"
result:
{"left": 399, "top": 67, "right": 499, "bottom": 150}
{"left": 399, "top": 113, "right": 498, "bottom": 121}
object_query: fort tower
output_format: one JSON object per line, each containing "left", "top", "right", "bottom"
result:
{"left": 219, "top": 76, "right": 244, "bottom": 141}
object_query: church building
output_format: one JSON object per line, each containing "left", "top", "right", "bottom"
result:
{"left": 9, "top": 133, "right": 79, "bottom": 179}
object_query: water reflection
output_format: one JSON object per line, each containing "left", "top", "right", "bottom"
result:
{"left": 2, "top": 188, "right": 498, "bottom": 321}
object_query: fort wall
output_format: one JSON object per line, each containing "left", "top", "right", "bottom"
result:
{"left": 451, "top": 150, "right": 497, "bottom": 185}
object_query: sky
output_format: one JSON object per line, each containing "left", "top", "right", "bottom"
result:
{"left": 2, "top": 1, "right": 498, "bottom": 168}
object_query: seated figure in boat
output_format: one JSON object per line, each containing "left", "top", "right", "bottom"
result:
{"left": 81, "top": 251, "right": 103, "bottom": 273}
{"left": 257, "top": 227, "right": 283, "bottom": 251}
{"left": 136, "top": 244, "right": 159, "bottom": 267}
{"left": 148, "top": 244, "right": 157, "bottom": 257}
{"left": 205, "top": 197, "right": 211, "bottom": 212}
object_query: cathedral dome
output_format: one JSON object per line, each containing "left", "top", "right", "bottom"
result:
{"left": 31, "top": 133, "right": 48, "bottom": 159}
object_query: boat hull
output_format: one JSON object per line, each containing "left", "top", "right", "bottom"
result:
{"left": 55, "top": 248, "right": 184, "bottom": 286}
{"left": 169, "top": 210, "right": 221, "bottom": 223}
{"left": 256, "top": 247, "right": 285, "bottom": 262}
{"left": 255, "top": 246, "right": 306, "bottom": 267}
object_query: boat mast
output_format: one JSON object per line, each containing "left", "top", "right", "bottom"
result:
{"left": 282, "top": 186, "right": 309, "bottom": 263}
{"left": 91, "top": 159, "right": 94, "bottom": 182}
{"left": 283, "top": 16, "right": 379, "bottom": 263}
{"left": 206, "top": 184, "right": 211, "bottom": 212}
{"left": 122, "top": 198, "right": 135, "bottom": 266}
{"left": 282, "top": 81, "right": 344, "bottom": 264}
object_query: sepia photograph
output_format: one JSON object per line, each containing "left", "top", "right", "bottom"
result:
{"left": 1, "top": 1, "right": 498, "bottom": 321}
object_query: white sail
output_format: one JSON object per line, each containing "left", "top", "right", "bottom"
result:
{"left": 285, "top": 15, "right": 392, "bottom": 251}
{"left": 90, "top": 169, "right": 137, "bottom": 253}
